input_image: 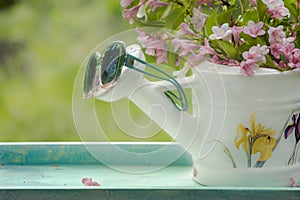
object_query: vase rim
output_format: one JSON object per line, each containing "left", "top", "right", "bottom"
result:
{"left": 196, "top": 61, "right": 300, "bottom": 76}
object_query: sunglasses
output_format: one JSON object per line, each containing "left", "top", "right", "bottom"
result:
{"left": 83, "top": 41, "right": 188, "bottom": 111}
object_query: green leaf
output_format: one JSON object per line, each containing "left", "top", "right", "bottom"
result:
{"left": 265, "top": 54, "right": 276, "bottom": 68}
{"left": 165, "top": 7, "right": 185, "bottom": 30}
{"left": 146, "top": 6, "right": 168, "bottom": 21}
{"left": 223, "top": 145, "right": 237, "bottom": 168}
{"left": 215, "top": 40, "right": 237, "bottom": 59}
{"left": 240, "top": 32, "right": 265, "bottom": 46}
{"left": 295, "top": 28, "right": 300, "bottom": 48}
{"left": 241, "top": 8, "right": 258, "bottom": 25}
{"left": 204, "top": 10, "right": 218, "bottom": 37}
{"left": 256, "top": 0, "right": 267, "bottom": 21}
{"left": 280, "top": 54, "right": 287, "bottom": 63}
{"left": 238, "top": 0, "right": 250, "bottom": 13}
{"left": 133, "top": 18, "right": 165, "bottom": 28}
{"left": 215, "top": 140, "right": 237, "bottom": 168}
{"left": 167, "top": 51, "right": 179, "bottom": 68}
{"left": 231, "top": 0, "right": 243, "bottom": 20}
{"left": 234, "top": 0, "right": 243, "bottom": 13}
{"left": 217, "top": 8, "right": 236, "bottom": 25}
{"left": 284, "top": 0, "right": 298, "bottom": 19}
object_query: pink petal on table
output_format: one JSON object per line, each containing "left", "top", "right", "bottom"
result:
{"left": 82, "top": 178, "right": 100, "bottom": 186}
{"left": 290, "top": 178, "right": 300, "bottom": 187}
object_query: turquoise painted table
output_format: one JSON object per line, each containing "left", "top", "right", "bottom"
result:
{"left": 0, "top": 142, "right": 300, "bottom": 200}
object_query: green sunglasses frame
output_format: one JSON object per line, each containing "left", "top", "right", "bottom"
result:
{"left": 83, "top": 41, "right": 188, "bottom": 111}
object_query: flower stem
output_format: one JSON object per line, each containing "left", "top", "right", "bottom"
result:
{"left": 247, "top": 134, "right": 268, "bottom": 168}
{"left": 288, "top": 143, "right": 298, "bottom": 166}
{"left": 247, "top": 137, "right": 252, "bottom": 168}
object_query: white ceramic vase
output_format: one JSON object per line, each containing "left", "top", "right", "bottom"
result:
{"left": 190, "top": 62, "right": 300, "bottom": 186}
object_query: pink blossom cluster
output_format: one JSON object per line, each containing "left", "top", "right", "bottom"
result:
{"left": 136, "top": 13, "right": 299, "bottom": 76}
{"left": 209, "top": 20, "right": 268, "bottom": 44}
{"left": 262, "top": 0, "right": 290, "bottom": 19}
{"left": 175, "top": 19, "right": 271, "bottom": 74}
{"left": 174, "top": 16, "right": 299, "bottom": 76}
{"left": 136, "top": 28, "right": 169, "bottom": 64}
{"left": 121, "top": 0, "right": 299, "bottom": 76}
{"left": 240, "top": 45, "right": 269, "bottom": 76}
{"left": 268, "top": 26, "right": 300, "bottom": 69}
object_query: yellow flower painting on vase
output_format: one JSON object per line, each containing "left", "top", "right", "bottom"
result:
{"left": 234, "top": 112, "right": 277, "bottom": 168}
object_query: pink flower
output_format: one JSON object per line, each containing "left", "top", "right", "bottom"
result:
{"left": 123, "top": 0, "right": 145, "bottom": 24}
{"left": 123, "top": 7, "right": 139, "bottom": 24}
{"left": 209, "top": 23, "right": 232, "bottom": 40}
{"left": 268, "top": 5, "right": 290, "bottom": 19}
{"left": 176, "top": 23, "right": 197, "bottom": 37}
{"left": 243, "top": 21, "right": 265, "bottom": 37}
{"left": 200, "top": 38, "right": 217, "bottom": 55}
{"left": 136, "top": 28, "right": 169, "bottom": 64}
{"left": 268, "top": 26, "right": 286, "bottom": 44}
{"left": 290, "top": 178, "right": 300, "bottom": 187}
{"left": 186, "top": 52, "right": 206, "bottom": 67}
{"left": 268, "top": 25, "right": 298, "bottom": 68}
{"left": 155, "top": 49, "right": 169, "bottom": 64}
{"left": 195, "top": 0, "right": 214, "bottom": 8}
{"left": 282, "top": 42, "right": 295, "bottom": 56}
{"left": 262, "top": 0, "right": 290, "bottom": 19}
{"left": 249, "top": 0, "right": 257, "bottom": 6}
{"left": 149, "top": 0, "right": 169, "bottom": 12}
{"left": 240, "top": 44, "right": 269, "bottom": 76}
{"left": 225, "top": 59, "right": 240, "bottom": 66}
{"left": 82, "top": 178, "right": 100, "bottom": 186}
{"left": 215, "top": 59, "right": 239, "bottom": 66}
{"left": 270, "top": 37, "right": 299, "bottom": 69}
{"left": 121, "top": 0, "right": 134, "bottom": 8}
{"left": 209, "top": 55, "right": 222, "bottom": 63}
{"left": 270, "top": 43, "right": 282, "bottom": 59}
{"left": 191, "top": 7, "right": 208, "bottom": 32}
{"left": 231, "top": 26, "right": 244, "bottom": 45}
{"left": 262, "top": 0, "right": 283, "bottom": 10}
{"left": 240, "top": 59, "right": 259, "bottom": 76}
{"left": 242, "top": 44, "right": 269, "bottom": 63}
{"left": 172, "top": 38, "right": 200, "bottom": 57}
{"left": 136, "top": 28, "right": 165, "bottom": 50}
{"left": 278, "top": 43, "right": 300, "bottom": 68}
{"left": 290, "top": 49, "right": 300, "bottom": 68}
{"left": 278, "top": 60, "right": 286, "bottom": 69}
{"left": 270, "top": 38, "right": 295, "bottom": 59}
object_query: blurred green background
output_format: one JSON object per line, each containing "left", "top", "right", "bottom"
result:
{"left": 0, "top": 0, "right": 172, "bottom": 141}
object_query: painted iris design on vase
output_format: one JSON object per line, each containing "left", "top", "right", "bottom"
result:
{"left": 234, "top": 112, "right": 277, "bottom": 168}
{"left": 284, "top": 113, "right": 300, "bottom": 165}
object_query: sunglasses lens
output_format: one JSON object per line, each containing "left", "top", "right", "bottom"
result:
{"left": 83, "top": 52, "right": 101, "bottom": 98}
{"left": 101, "top": 42, "right": 126, "bottom": 86}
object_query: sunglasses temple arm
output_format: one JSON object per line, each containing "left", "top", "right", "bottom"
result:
{"left": 125, "top": 54, "right": 188, "bottom": 111}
